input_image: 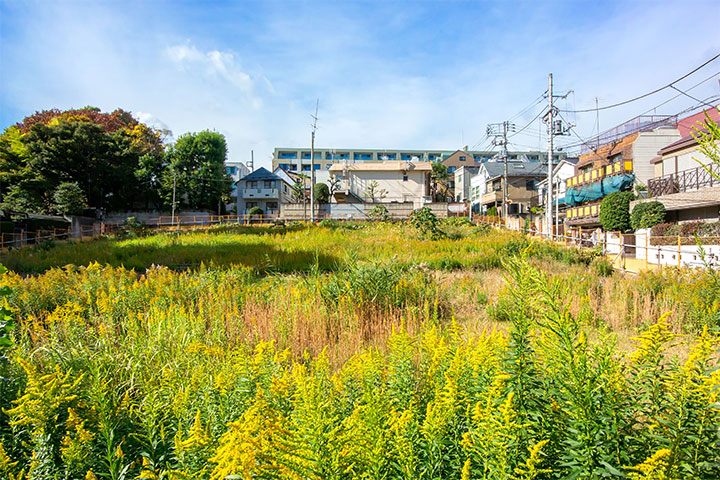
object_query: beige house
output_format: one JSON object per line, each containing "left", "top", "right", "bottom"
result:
{"left": 644, "top": 123, "right": 720, "bottom": 223}
{"left": 328, "top": 161, "right": 432, "bottom": 208}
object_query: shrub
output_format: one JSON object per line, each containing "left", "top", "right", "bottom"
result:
{"left": 247, "top": 206, "right": 264, "bottom": 216}
{"left": 318, "top": 219, "right": 340, "bottom": 228}
{"left": 487, "top": 206, "right": 498, "bottom": 217}
{"left": 367, "top": 205, "right": 390, "bottom": 222}
{"left": 442, "top": 216, "right": 472, "bottom": 227}
{"left": 314, "top": 183, "right": 330, "bottom": 204}
{"left": 598, "top": 191, "right": 634, "bottom": 232}
{"left": 630, "top": 201, "right": 666, "bottom": 230}
{"left": 409, "top": 207, "right": 441, "bottom": 238}
{"left": 120, "top": 216, "right": 146, "bottom": 238}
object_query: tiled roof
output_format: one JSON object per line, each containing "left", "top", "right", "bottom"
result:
{"left": 239, "top": 167, "right": 281, "bottom": 182}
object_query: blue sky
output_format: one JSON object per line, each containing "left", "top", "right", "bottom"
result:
{"left": 1, "top": 0, "right": 719, "bottom": 168}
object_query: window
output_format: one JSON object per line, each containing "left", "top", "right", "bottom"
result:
{"left": 403, "top": 174, "right": 408, "bottom": 182}
{"left": 248, "top": 181, "right": 257, "bottom": 188}
{"left": 460, "top": 156, "right": 466, "bottom": 161}
{"left": 226, "top": 166, "right": 237, "bottom": 175}
{"left": 264, "top": 180, "right": 275, "bottom": 189}
{"left": 283, "top": 185, "right": 288, "bottom": 193}
{"left": 302, "top": 165, "right": 311, "bottom": 171}
{"left": 609, "top": 153, "right": 623, "bottom": 164}
{"left": 448, "top": 166, "right": 457, "bottom": 173}
{"left": 493, "top": 180, "right": 501, "bottom": 191}
{"left": 526, "top": 180, "right": 537, "bottom": 191}
{"left": 267, "top": 201, "right": 278, "bottom": 209}
{"left": 325, "top": 164, "right": 332, "bottom": 170}
{"left": 247, "top": 202, "right": 257, "bottom": 208}
{"left": 288, "top": 164, "right": 297, "bottom": 171}
{"left": 278, "top": 152, "right": 297, "bottom": 159}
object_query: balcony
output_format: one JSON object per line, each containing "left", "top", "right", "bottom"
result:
{"left": 243, "top": 188, "right": 279, "bottom": 199}
{"left": 566, "top": 160, "right": 633, "bottom": 189}
{"left": 648, "top": 163, "right": 720, "bottom": 197}
{"left": 481, "top": 190, "right": 503, "bottom": 206}
{"left": 566, "top": 202, "right": 601, "bottom": 222}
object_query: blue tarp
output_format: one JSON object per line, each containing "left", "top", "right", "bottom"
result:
{"left": 564, "top": 174, "right": 635, "bottom": 207}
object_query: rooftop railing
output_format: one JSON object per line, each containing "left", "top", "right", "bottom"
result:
{"left": 579, "top": 115, "right": 678, "bottom": 155}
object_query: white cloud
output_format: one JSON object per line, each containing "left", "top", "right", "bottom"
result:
{"left": 165, "top": 43, "right": 254, "bottom": 93}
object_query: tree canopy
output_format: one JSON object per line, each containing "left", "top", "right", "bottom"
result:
{"left": 0, "top": 107, "right": 231, "bottom": 216}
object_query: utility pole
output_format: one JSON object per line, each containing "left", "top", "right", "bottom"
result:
{"left": 487, "top": 121, "right": 516, "bottom": 219}
{"left": 171, "top": 168, "right": 176, "bottom": 228}
{"left": 546, "top": 73, "right": 554, "bottom": 238}
{"left": 309, "top": 99, "right": 319, "bottom": 223}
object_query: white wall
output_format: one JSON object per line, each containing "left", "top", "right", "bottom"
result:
{"left": 633, "top": 130, "right": 681, "bottom": 184}
{"left": 345, "top": 170, "right": 428, "bottom": 208}
{"left": 659, "top": 143, "right": 717, "bottom": 177}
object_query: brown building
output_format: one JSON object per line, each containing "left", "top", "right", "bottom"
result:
{"left": 565, "top": 115, "right": 681, "bottom": 227}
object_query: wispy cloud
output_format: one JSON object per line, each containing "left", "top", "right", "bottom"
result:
{"left": 1, "top": 0, "right": 719, "bottom": 167}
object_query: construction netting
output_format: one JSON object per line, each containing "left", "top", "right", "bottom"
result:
{"left": 564, "top": 173, "right": 635, "bottom": 206}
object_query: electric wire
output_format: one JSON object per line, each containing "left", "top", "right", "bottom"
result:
{"left": 559, "top": 52, "right": 720, "bottom": 113}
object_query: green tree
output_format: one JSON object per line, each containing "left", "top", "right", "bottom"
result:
{"left": 162, "top": 131, "right": 232, "bottom": 212}
{"left": 598, "top": 191, "right": 634, "bottom": 232}
{"left": 53, "top": 182, "right": 88, "bottom": 216}
{"left": 0, "top": 108, "right": 166, "bottom": 214}
{"left": 431, "top": 162, "right": 449, "bottom": 201}
{"left": 314, "top": 183, "right": 330, "bottom": 204}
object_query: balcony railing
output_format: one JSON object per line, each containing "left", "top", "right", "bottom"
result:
{"left": 648, "top": 163, "right": 720, "bottom": 197}
{"left": 243, "top": 188, "right": 279, "bottom": 199}
{"left": 566, "top": 160, "right": 633, "bottom": 189}
{"left": 566, "top": 202, "right": 601, "bottom": 221}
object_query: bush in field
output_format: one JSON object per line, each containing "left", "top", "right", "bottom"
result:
{"left": 442, "top": 216, "right": 472, "bottom": 227}
{"left": 487, "top": 205, "right": 498, "bottom": 217}
{"left": 599, "top": 191, "right": 634, "bottom": 232}
{"left": 409, "top": 207, "right": 441, "bottom": 238}
{"left": 367, "top": 205, "right": 390, "bottom": 222}
{"left": 120, "top": 216, "right": 145, "bottom": 238}
{"left": 630, "top": 201, "right": 666, "bottom": 230}
{"left": 247, "top": 206, "right": 263, "bottom": 216}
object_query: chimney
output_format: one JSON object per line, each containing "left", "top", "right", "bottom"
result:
{"left": 463, "top": 145, "right": 469, "bottom": 152}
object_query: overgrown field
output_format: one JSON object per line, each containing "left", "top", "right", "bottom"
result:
{"left": 0, "top": 222, "right": 718, "bottom": 479}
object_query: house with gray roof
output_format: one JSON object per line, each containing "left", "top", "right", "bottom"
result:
{"left": 235, "top": 167, "right": 295, "bottom": 215}
{"left": 468, "top": 160, "right": 559, "bottom": 215}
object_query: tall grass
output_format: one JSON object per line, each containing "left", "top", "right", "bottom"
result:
{"left": 1, "top": 256, "right": 717, "bottom": 479}
{"left": 0, "top": 224, "right": 719, "bottom": 477}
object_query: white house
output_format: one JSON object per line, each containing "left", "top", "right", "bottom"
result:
{"left": 328, "top": 161, "right": 432, "bottom": 208}
{"left": 537, "top": 159, "right": 579, "bottom": 209}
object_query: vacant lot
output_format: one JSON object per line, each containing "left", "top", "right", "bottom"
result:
{"left": 1, "top": 222, "right": 718, "bottom": 479}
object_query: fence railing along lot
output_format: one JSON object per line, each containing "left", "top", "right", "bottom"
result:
{"left": 475, "top": 217, "right": 720, "bottom": 272}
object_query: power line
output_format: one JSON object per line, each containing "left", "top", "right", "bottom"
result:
{"left": 509, "top": 109, "right": 545, "bottom": 139}
{"left": 560, "top": 52, "right": 720, "bottom": 113}
{"left": 669, "top": 85, "right": 718, "bottom": 109}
